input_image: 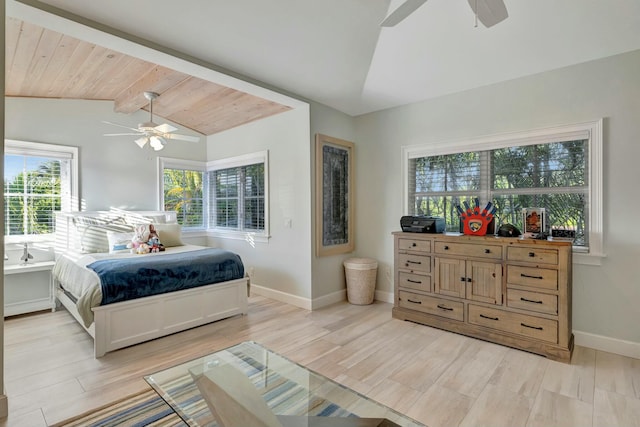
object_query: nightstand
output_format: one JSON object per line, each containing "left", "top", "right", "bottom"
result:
{"left": 4, "top": 261, "right": 56, "bottom": 317}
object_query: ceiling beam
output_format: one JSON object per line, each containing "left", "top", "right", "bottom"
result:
{"left": 113, "top": 65, "right": 190, "bottom": 113}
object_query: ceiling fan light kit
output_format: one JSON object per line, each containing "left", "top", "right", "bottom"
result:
{"left": 149, "top": 136, "right": 166, "bottom": 151}
{"left": 104, "top": 91, "right": 200, "bottom": 151}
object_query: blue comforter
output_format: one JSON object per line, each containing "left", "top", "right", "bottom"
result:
{"left": 87, "top": 248, "right": 244, "bottom": 305}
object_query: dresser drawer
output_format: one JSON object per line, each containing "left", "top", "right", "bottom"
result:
{"left": 398, "top": 271, "right": 432, "bottom": 292}
{"left": 507, "top": 289, "right": 558, "bottom": 315}
{"left": 507, "top": 247, "right": 558, "bottom": 265}
{"left": 468, "top": 304, "right": 558, "bottom": 343}
{"left": 397, "top": 253, "right": 431, "bottom": 273}
{"left": 507, "top": 265, "right": 558, "bottom": 291}
{"left": 398, "top": 237, "right": 431, "bottom": 253}
{"left": 398, "top": 291, "right": 463, "bottom": 321}
{"left": 434, "top": 241, "right": 502, "bottom": 260}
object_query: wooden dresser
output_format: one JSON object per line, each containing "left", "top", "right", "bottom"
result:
{"left": 392, "top": 232, "right": 573, "bottom": 362}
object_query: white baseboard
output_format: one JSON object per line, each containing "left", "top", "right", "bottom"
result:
{"left": 250, "top": 284, "right": 313, "bottom": 310}
{"left": 574, "top": 330, "right": 640, "bottom": 359}
{"left": 251, "top": 284, "right": 393, "bottom": 310}
{"left": 311, "top": 289, "right": 347, "bottom": 310}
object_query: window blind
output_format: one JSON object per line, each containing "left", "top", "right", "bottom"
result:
{"left": 208, "top": 162, "right": 265, "bottom": 232}
{"left": 409, "top": 152, "right": 482, "bottom": 226}
{"left": 211, "top": 167, "right": 240, "bottom": 229}
{"left": 409, "top": 139, "right": 589, "bottom": 245}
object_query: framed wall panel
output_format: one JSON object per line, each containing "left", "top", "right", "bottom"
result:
{"left": 315, "top": 134, "right": 354, "bottom": 257}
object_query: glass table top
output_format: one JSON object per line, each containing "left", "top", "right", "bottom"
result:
{"left": 145, "top": 341, "right": 424, "bottom": 427}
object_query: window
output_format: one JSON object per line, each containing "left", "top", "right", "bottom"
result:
{"left": 4, "top": 140, "right": 78, "bottom": 241}
{"left": 159, "top": 158, "right": 205, "bottom": 228}
{"left": 404, "top": 120, "right": 603, "bottom": 264}
{"left": 207, "top": 151, "right": 269, "bottom": 240}
{"left": 159, "top": 151, "right": 269, "bottom": 241}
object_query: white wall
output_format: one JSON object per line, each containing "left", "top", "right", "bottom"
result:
{"left": 206, "top": 106, "right": 314, "bottom": 301}
{"left": 355, "top": 49, "right": 640, "bottom": 347}
{"left": 6, "top": 97, "right": 205, "bottom": 211}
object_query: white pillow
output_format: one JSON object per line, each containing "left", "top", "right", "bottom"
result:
{"left": 107, "top": 231, "right": 134, "bottom": 253}
{"left": 73, "top": 216, "right": 132, "bottom": 253}
{"left": 154, "top": 224, "right": 184, "bottom": 247}
{"left": 144, "top": 214, "right": 168, "bottom": 224}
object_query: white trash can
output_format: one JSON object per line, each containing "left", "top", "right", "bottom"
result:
{"left": 343, "top": 258, "right": 378, "bottom": 305}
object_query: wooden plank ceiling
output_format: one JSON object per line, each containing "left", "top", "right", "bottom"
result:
{"left": 4, "top": 18, "right": 291, "bottom": 136}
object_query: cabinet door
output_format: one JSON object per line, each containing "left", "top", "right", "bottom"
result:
{"left": 466, "top": 261, "right": 502, "bottom": 305}
{"left": 434, "top": 258, "right": 466, "bottom": 298}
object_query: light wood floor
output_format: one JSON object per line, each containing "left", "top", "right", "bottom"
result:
{"left": 1, "top": 294, "right": 639, "bottom": 427}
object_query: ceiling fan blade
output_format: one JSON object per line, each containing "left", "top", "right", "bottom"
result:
{"left": 134, "top": 137, "right": 149, "bottom": 149}
{"left": 164, "top": 133, "right": 200, "bottom": 143}
{"left": 154, "top": 123, "right": 177, "bottom": 134}
{"left": 381, "top": 0, "right": 428, "bottom": 27}
{"left": 467, "top": 0, "right": 508, "bottom": 28}
{"left": 102, "top": 120, "right": 139, "bottom": 132}
{"left": 104, "top": 133, "right": 143, "bottom": 136}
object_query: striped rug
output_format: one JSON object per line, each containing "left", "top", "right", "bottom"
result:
{"left": 52, "top": 389, "right": 185, "bottom": 427}
{"left": 54, "top": 347, "right": 356, "bottom": 427}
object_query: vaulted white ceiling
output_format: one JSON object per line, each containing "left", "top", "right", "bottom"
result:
{"left": 9, "top": 0, "right": 640, "bottom": 116}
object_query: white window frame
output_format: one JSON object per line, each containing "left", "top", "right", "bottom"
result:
{"left": 4, "top": 139, "right": 79, "bottom": 244}
{"left": 207, "top": 150, "right": 270, "bottom": 243}
{"left": 157, "top": 157, "right": 206, "bottom": 230}
{"left": 402, "top": 119, "right": 604, "bottom": 266}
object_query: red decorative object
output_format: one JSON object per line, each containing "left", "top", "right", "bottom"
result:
{"left": 456, "top": 199, "right": 496, "bottom": 236}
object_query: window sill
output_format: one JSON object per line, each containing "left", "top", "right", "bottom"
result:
{"left": 573, "top": 251, "right": 606, "bottom": 266}
{"left": 4, "top": 235, "right": 56, "bottom": 245}
{"left": 206, "top": 229, "right": 270, "bottom": 244}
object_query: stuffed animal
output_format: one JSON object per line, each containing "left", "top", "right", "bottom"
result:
{"left": 148, "top": 236, "right": 164, "bottom": 253}
{"left": 148, "top": 224, "right": 159, "bottom": 240}
{"left": 128, "top": 224, "right": 152, "bottom": 253}
{"left": 146, "top": 224, "right": 165, "bottom": 252}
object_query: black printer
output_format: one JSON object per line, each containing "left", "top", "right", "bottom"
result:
{"left": 400, "top": 216, "right": 445, "bottom": 233}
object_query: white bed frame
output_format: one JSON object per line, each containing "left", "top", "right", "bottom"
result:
{"left": 54, "top": 210, "right": 249, "bottom": 358}
{"left": 56, "top": 277, "right": 248, "bottom": 358}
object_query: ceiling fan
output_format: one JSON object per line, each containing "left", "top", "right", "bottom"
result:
{"left": 381, "top": 0, "right": 508, "bottom": 28}
{"left": 103, "top": 91, "right": 200, "bottom": 151}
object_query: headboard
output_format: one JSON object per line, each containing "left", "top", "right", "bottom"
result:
{"left": 55, "top": 210, "right": 178, "bottom": 255}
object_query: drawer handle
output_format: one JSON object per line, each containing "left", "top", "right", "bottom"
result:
{"left": 521, "top": 323, "right": 543, "bottom": 331}
{"left": 407, "top": 299, "right": 422, "bottom": 305}
{"left": 460, "top": 277, "right": 466, "bottom": 282}
{"left": 480, "top": 314, "right": 499, "bottom": 321}
{"left": 528, "top": 252, "right": 535, "bottom": 257}
{"left": 412, "top": 242, "right": 417, "bottom": 247}
{"left": 437, "top": 304, "right": 453, "bottom": 311}
{"left": 520, "top": 273, "right": 543, "bottom": 280}
{"left": 407, "top": 279, "right": 422, "bottom": 284}
{"left": 484, "top": 249, "right": 491, "bottom": 254}
{"left": 520, "top": 297, "right": 543, "bottom": 304}
{"left": 443, "top": 245, "right": 449, "bottom": 250}
{"left": 406, "top": 260, "right": 422, "bottom": 265}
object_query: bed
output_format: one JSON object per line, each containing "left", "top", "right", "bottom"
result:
{"left": 53, "top": 210, "right": 249, "bottom": 358}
